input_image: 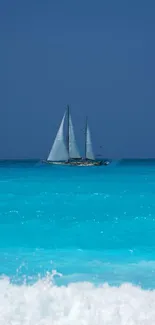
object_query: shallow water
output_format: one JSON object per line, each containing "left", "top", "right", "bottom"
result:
{"left": 0, "top": 160, "right": 155, "bottom": 324}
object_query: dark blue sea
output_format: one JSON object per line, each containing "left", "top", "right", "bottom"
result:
{"left": 0, "top": 160, "right": 155, "bottom": 324}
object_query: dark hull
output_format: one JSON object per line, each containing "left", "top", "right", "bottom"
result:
{"left": 43, "top": 160, "right": 110, "bottom": 166}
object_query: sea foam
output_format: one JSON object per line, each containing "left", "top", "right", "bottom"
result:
{"left": 0, "top": 274, "right": 155, "bottom": 325}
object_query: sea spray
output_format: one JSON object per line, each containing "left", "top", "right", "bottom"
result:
{"left": 0, "top": 275, "right": 155, "bottom": 325}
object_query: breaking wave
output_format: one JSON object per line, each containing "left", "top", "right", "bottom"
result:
{"left": 0, "top": 271, "right": 155, "bottom": 324}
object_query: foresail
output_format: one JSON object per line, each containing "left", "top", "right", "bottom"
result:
{"left": 47, "top": 113, "right": 68, "bottom": 161}
{"left": 69, "top": 115, "right": 81, "bottom": 159}
{"left": 86, "top": 125, "right": 95, "bottom": 160}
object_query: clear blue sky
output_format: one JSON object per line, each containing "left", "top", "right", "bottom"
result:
{"left": 0, "top": 0, "right": 155, "bottom": 159}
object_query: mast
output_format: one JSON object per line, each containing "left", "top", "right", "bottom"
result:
{"left": 84, "top": 116, "right": 88, "bottom": 160}
{"left": 66, "top": 105, "right": 70, "bottom": 160}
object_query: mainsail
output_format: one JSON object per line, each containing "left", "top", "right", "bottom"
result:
{"left": 69, "top": 115, "right": 81, "bottom": 159}
{"left": 86, "top": 122, "right": 95, "bottom": 160}
{"left": 47, "top": 112, "right": 68, "bottom": 161}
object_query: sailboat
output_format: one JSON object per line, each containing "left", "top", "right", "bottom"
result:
{"left": 46, "top": 106, "right": 104, "bottom": 166}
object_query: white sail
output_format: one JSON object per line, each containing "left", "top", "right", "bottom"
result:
{"left": 86, "top": 124, "right": 95, "bottom": 160}
{"left": 47, "top": 113, "right": 68, "bottom": 161}
{"left": 69, "top": 115, "right": 81, "bottom": 159}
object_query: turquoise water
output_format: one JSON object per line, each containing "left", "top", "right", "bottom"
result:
{"left": 1, "top": 160, "right": 155, "bottom": 324}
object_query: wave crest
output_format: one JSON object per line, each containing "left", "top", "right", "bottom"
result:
{"left": 0, "top": 273, "right": 155, "bottom": 324}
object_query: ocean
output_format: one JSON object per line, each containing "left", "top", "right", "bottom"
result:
{"left": 0, "top": 160, "right": 155, "bottom": 324}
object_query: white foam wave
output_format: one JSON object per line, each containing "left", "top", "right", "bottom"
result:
{"left": 0, "top": 274, "right": 155, "bottom": 324}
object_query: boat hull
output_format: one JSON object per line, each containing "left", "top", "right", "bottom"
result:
{"left": 43, "top": 160, "right": 109, "bottom": 166}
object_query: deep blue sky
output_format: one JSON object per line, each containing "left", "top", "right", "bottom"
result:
{"left": 0, "top": 0, "right": 155, "bottom": 159}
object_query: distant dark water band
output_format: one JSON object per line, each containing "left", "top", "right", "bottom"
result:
{"left": 1, "top": 159, "right": 155, "bottom": 166}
